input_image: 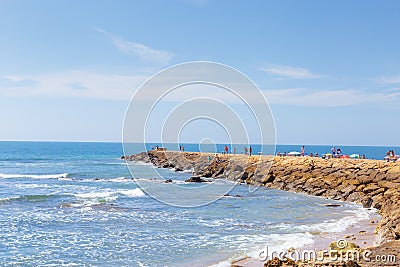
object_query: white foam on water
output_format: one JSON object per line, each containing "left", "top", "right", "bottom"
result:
{"left": 75, "top": 192, "right": 115, "bottom": 199}
{"left": 14, "top": 183, "right": 52, "bottom": 189}
{"left": 119, "top": 188, "right": 145, "bottom": 197}
{"left": 0, "top": 173, "right": 69, "bottom": 179}
{"left": 106, "top": 177, "right": 136, "bottom": 183}
{"left": 0, "top": 196, "right": 19, "bottom": 202}
{"left": 58, "top": 177, "right": 73, "bottom": 181}
{"left": 74, "top": 188, "right": 145, "bottom": 200}
{"left": 208, "top": 233, "right": 314, "bottom": 267}
{"left": 208, "top": 206, "right": 374, "bottom": 267}
{"left": 277, "top": 206, "right": 374, "bottom": 234}
{"left": 130, "top": 161, "right": 155, "bottom": 166}
{"left": 114, "top": 176, "right": 129, "bottom": 180}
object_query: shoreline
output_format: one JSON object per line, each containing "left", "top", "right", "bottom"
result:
{"left": 124, "top": 150, "right": 400, "bottom": 266}
{"left": 231, "top": 212, "right": 381, "bottom": 267}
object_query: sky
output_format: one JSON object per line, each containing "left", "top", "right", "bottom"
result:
{"left": 0, "top": 0, "right": 400, "bottom": 146}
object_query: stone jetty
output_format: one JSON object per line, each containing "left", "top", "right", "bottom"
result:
{"left": 123, "top": 150, "right": 400, "bottom": 266}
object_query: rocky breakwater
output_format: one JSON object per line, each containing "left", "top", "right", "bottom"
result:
{"left": 123, "top": 150, "right": 400, "bottom": 265}
{"left": 248, "top": 156, "right": 400, "bottom": 246}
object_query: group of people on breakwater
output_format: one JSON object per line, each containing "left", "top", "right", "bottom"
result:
{"left": 221, "top": 145, "right": 253, "bottom": 155}
{"left": 150, "top": 144, "right": 398, "bottom": 162}
{"left": 276, "top": 146, "right": 369, "bottom": 159}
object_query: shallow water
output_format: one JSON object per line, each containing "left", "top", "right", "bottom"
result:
{"left": 0, "top": 142, "right": 377, "bottom": 266}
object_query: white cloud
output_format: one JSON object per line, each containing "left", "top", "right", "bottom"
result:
{"left": 0, "top": 70, "right": 148, "bottom": 101}
{"left": 378, "top": 75, "right": 400, "bottom": 84}
{"left": 1, "top": 70, "right": 398, "bottom": 108}
{"left": 96, "top": 28, "right": 173, "bottom": 64}
{"left": 261, "top": 64, "right": 323, "bottom": 79}
{"left": 264, "top": 88, "right": 399, "bottom": 107}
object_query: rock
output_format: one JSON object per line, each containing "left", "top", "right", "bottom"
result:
{"left": 329, "top": 240, "right": 360, "bottom": 252}
{"left": 386, "top": 169, "right": 400, "bottom": 181}
{"left": 323, "top": 203, "right": 341, "bottom": 207}
{"left": 346, "top": 179, "right": 361, "bottom": 186}
{"left": 263, "top": 256, "right": 297, "bottom": 267}
{"left": 344, "top": 261, "right": 360, "bottom": 267}
{"left": 224, "top": 194, "right": 243, "bottom": 198}
{"left": 362, "top": 197, "right": 373, "bottom": 208}
{"left": 363, "top": 183, "right": 380, "bottom": 194}
{"left": 185, "top": 176, "right": 209, "bottom": 183}
{"left": 346, "top": 191, "right": 363, "bottom": 203}
{"left": 378, "top": 180, "right": 399, "bottom": 189}
{"left": 340, "top": 184, "right": 357, "bottom": 198}
{"left": 313, "top": 188, "right": 327, "bottom": 196}
{"left": 164, "top": 179, "right": 173, "bottom": 183}
{"left": 263, "top": 257, "right": 281, "bottom": 267}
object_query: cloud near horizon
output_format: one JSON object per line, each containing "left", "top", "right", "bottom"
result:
{"left": 378, "top": 75, "right": 400, "bottom": 84}
{"left": 96, "top": 28, "right": 174, "bottom": 64}
{"left": 0, "top": 70, "right": 399, "bottom": 109}
{"left": 0, "top": 70, "right": 147, "bottom": 101}
{"left": 264, "top": 88, "right": 400, "bottom": 107}
{"left": 261, "top": 64, "right": 323, "bottom": 79}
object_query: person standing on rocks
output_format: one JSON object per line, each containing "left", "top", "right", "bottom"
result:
{"left": 224, "top": 145, "right": 228, "bottom": 154}
{"left": 301, "top": 146, "right": 305, "bottom": 156}
{"left": 249, "top": 146, "right": 253, "bottom": 156}
{"left": 244, "top": 147, "right": 248, "bottom": 154}
{"left": 331, "top": 146, "right": 336, "bottom": 158}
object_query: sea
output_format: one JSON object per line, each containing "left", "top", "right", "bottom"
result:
{"left": 0, "top": 141, "right": 396, "bottom": 267}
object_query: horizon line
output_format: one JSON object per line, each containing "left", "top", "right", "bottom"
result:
{"left": 0, "top": 139, "right": 399, "bottom": 147}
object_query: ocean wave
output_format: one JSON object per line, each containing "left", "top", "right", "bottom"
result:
{"left": 276, "top": 207, "right": 373, "bottom": 234}
{"left": 209, "top": 232, "right": 314, "bottom": 267}
{"left": 119, "top": 188, "right": 146, "bottom": 197}
{"left": 128, "top": 161, "right": 154, "bottom": 166}
{"left": 210, "top": 207, "right": 373, "bottom": 267}
{"left": 93, "top": 177, "right": 135, "bottom": 183}
{"left": 0, "top": 173, "right": 69, "bottom": 179}
{"left": 75, "top": 191, "right": 116, "bottom": 199}
{"left": 0, "top": 194, "right": 62, "bottom": 203}
{"left": 65, "top": 188, "right": 145, "bottom": 208}
{"left": 74, "top": 188, "right": 145, "bottom": 200}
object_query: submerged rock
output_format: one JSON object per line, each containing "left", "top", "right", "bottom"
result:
{"left": 323, "top": 203, "right": 341, "bottom": 207}
{"left": 185, "top": 176, "right": 209, "bottom": 183}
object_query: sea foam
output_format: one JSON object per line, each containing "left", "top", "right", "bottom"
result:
{"left": 0, "top": 173, "right": 69, "bottom": 179}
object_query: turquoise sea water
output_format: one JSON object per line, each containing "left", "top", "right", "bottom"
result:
{"left": 0, "top": 142, "right": 388, "bottom": 266}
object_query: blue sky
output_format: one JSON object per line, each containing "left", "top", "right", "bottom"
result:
{"left": 0, "top": 0, "right": 399, "bottom": 146}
